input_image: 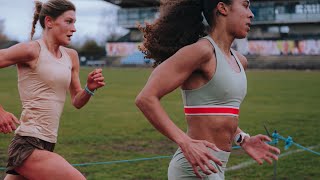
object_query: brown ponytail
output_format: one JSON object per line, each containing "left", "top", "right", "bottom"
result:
{"left": 31, "top": 1, "right": 42, "bottom": 40}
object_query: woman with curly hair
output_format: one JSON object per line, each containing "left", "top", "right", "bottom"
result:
{"left": 136, "top": 0, "right": 280, "bottom": 179}
{"left": 0, "top": 0, "right": 105, "bottom": 179}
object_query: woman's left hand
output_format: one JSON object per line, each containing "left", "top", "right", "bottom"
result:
{"left": 86, "top": 68, "right": 106, "bottom": 91}
{"left": 241, "top": 134, "right": 280, "bottom": 165}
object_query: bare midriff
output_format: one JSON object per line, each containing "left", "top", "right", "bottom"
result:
{"left": 186, "top": 115, "right": 238, "bottom": 152}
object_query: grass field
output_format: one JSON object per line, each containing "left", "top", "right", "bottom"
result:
{"left": 0, "top": 67, "right": 320, "bottom": 180}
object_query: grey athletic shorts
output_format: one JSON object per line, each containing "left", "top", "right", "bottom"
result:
{"left": 6, "top": 135, "right": 55, "bottom": 175}
{"left": 168, "top": 148, "right": 230, "bottom": 180}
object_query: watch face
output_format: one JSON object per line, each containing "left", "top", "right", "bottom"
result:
{"left": 236, "top": 134, "right": 242, "bottom": 143}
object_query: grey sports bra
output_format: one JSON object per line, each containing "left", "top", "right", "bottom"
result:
{"left": 181, "top": 36, "right": 247, "bottom": 116}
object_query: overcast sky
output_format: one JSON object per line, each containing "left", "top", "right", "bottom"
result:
{"left": 0, "top": 0, "right": 125, "bottom": 44}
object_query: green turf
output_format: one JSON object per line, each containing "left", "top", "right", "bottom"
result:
{"left": 1, "top": 67, "right": 319, "bottom": 179}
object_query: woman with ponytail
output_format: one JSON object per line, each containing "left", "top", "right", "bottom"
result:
{"left": 136, "top": 0, "right": 280, "bottom": 179}
{"left": 0, "top": 0, "right": 105, "bottom": 179}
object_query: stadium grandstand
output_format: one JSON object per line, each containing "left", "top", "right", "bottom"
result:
{"left": 104, "top": 0, "right": 320, "bottom": 68}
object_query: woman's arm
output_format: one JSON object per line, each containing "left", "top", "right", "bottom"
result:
{"left": 136, "top": 40, "right": 222, "bottom": 177}
{"left": 66, "top": 48, "right": 105, "bottom": 109}
{"left": 237, "top": 127, "right": 280, "bottom": 165}
{"left": 233, "top": 51, "right": 280, "bottom": 163}
{"left": 0, "top": 42, "right": 39, "bottom": 68}
{"left": 234, "top": 50, "right": 248, "bottom": 70}
{"left": 0, "top": 42, "right": 38, "bottom": 133}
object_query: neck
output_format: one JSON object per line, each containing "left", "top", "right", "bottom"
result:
{"left": 209, "top": 26, "right": 235, "bottom": 58}
{"left": 42, "top": 31, "right": 60, "bottom": 56}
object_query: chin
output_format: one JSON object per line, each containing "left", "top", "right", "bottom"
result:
{"left": 235, "top": 32, "right": 248, "bottom": 39}
{"left": 61, "top": 40, "right": 70, "bottom": 46}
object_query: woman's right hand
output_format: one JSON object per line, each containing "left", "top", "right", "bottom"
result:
{"left": 0, "top": 107, "right": 20, "bottom": 134}
{"left": 86, "top": 68, "right": 105, "bottom": 91}
{"left": 179, "top": 138, "right": 223, "bottom": 178}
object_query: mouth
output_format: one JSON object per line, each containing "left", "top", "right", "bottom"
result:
{"left": 246, "top": 23, "right": 251, "bottom": 30}
{"left": 67, "top": 35, "right": 73, "bottom": 39}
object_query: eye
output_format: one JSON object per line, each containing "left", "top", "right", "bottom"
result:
{"left": 244, "top": 1, "right": 250, "bottom": 8}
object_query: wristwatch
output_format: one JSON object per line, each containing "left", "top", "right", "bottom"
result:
{"left": 234, "top": 132, "right": 250, "bottom": 146}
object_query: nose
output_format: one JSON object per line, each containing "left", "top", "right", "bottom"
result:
{"left": 249, "top": 8, "right": 254, "bottom": 19}
{"left": 71, "top": 24, "right": 76, "bottom": 32}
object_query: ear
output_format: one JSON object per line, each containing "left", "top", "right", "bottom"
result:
{"left": 44, "top": 16, "right": 54, "bottom": 29}
{"left": 216, "top": 2, "right": 229, "bottom": 16}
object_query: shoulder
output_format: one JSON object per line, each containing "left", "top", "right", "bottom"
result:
{"left": 233, "top": 50, "right": 248, "bottom": 70}
{"left": 156, "top": 38, "right": 215, "bottom": 73}
{"left": 193, "top": 38, "right": 214, "bottom": 59}
{"left": 15, "top": 41, "right": 41, "bottom": 66}
{"left": 64, "top": 47, "right": 79, "bottom": 59}
{"left": 18, "top": 41, "right": 41, "bottom": 60}
{"left": 63, "top": 47, "right": 79, "bottom": 66}
{"left": 179, "top": 38, "right": 214, "bottom": 64}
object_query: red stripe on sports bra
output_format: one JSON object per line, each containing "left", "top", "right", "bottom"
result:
{"left": 184, "top": 106, "right": 239, "bottom": 116}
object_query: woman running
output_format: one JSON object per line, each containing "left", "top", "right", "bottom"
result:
{"left": 0, "top": 0, "right": 105, "bottom": 179}
{"left": 136, "top": 0, "right": 280, "bottom": 179}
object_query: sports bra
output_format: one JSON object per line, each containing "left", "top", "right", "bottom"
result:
{"left": 181, "top": 36, "right": 247, "bottom": 117}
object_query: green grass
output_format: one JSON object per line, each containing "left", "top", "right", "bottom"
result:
{"left": 1, "top": 67, "right": 320, "bottom": 179}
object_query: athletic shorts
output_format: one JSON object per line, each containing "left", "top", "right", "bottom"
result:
{"left": 6, "top": 135, "right": 55, "bottom": 175}
{"left": 168, "top": 148, "right": 230, "bottom": 180}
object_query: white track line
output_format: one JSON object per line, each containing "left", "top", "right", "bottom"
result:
{"left": 226, "top": 145, "right": 320, "bottom": 172}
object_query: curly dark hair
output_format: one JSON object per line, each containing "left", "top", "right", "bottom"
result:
{"left": 139, "top": 0, "right": 232, "bottom": 67}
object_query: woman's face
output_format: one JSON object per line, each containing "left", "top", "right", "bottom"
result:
{"left": 50, "top": 10, "right": 77, "bottom": 46}
{"left": 226, "top": 0, "right": 254, "bottom": 39}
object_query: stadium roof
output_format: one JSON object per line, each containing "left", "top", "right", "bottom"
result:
{"left": 104, "top": 0, "right": 302, "bottom": 8}
{"left": 103, "top": 0, "right": 160, "bottom": 8}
